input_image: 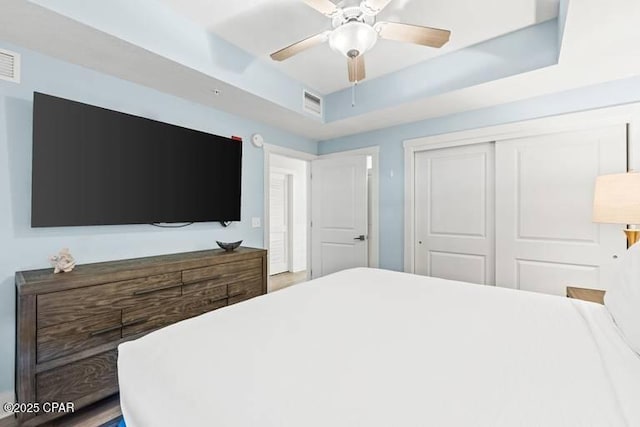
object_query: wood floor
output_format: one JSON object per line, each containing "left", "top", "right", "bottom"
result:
{"left": 269, "top": 270, "right": 307, "bottom": 292}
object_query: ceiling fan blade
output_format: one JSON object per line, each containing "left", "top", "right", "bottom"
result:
{"left": 362, "top": 0, "right": 394, "bottom": 14}
{"left": 348, "top": 55, "right": 366, "bottom": 83}
{"left": 270, "top": 32, "right": 329, "bottom": 61}
{"left": 375, "top": 22, "right": 451, "bottom": 48}
{"left": 303, "top": 0, "right": 339, "bottom": 16}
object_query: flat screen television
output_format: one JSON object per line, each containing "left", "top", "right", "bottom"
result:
{"left": 31, "top": 92, "right": 242, "bottom": 227}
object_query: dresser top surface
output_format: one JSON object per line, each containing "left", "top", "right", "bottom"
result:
{"left": 16, "top": 247, "right": 266, "bottom": 295}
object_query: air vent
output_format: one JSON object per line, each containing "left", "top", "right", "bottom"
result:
{"left": 0, "top": 48, "right": 20, "bottom": 83}
{"left": 303, "top": 90, "right": 323, "bottom": 117}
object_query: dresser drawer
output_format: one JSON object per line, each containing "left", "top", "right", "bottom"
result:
{"left": 121, "top": 291, "right": 231, "bottom": 338}
{"left": 182, "top": 279, "right": 227, "bottom": 300}
{"left": 36, "top": 311, "right": 121, "bottom": 364}
{"left": 122, "top": 295, "right": 193, "bottom": 338}
{"left": 228, "top": 278, "right": 263, "bottom": 305}
{"left": 36, "top": 350, "right": 118, "bottom": 405}
{"left": 182, "top": 295, "right": 228, "bottom": 318}
{"left": 182, "top": 258, "right": 262, "bottom": 284}
{"left": 37, "top": 273, "right": 182, "bottom": 328}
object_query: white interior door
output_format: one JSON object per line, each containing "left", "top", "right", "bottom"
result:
{"left": 414, "top": 143, "right": 495, "bottom": 285}
{"left": 496, "top": 125, "right": 627, "bottom": 295}
{"left": 311, "top": 156, "right": 368, "bottom": 278}
{"left": 269, "top": 172, "right": 289, "bottom": 275}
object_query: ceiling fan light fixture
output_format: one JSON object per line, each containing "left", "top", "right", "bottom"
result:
{"left": 271, "top": 0, "right": 452, "bottom": 87}
{"left": 329, "top": 22, "right": 378, "bottom": 58}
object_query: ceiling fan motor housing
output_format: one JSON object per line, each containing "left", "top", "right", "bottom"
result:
{"left": 332, "top": 6, "right": 375, "bottom": 28}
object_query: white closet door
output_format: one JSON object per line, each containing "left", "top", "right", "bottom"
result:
{"left": 269, "top": 172, "right": 289, "bottom": 275}
{"left": 414, "top": 143, "right": 495, "bottom": 285}
{"left": 495, "top": 125, "right": 627, "bottom": 295}
{"left": 311, "top": 156, "right": 368, "bottom": 278}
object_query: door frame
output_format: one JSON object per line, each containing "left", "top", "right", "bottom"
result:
{"left": 404, "top": 103, "right": 640, "bottom": 273}
{"left": 319, "top": 146, "right": 380, "bottom": 268}
{"left": 263, "top": 143, "right": 317, "bottom": 286}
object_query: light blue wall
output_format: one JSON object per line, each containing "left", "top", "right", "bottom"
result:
{"left": 0, "top": 41, "right": 317, "bottom": 396}
{"left": 319, "top": 75, "right": 640, "bottom": 272}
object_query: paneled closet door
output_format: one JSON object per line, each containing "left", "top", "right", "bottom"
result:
{"left": 495, "top": 125, "right": 627, "bottom": 295}
{"left": 414, "top": 143, "right": 495, "bottom": 285}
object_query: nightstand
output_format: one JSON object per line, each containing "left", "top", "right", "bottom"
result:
{"left": 566, "top": 286, "right": 606, "bottom": 304}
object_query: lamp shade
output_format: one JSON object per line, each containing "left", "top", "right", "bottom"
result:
{"left": 593, "top": 172, "right": 640, "bottom": 224}
{"left": 329, "top": 22, "right": 378, "bottom": 58}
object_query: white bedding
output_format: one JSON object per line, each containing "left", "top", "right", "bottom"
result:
{"left": 118, "top": 268, "right": 640, "bottom": 427}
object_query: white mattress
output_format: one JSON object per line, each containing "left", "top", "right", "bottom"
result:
{"left": 118, "top": 268, "right": 640, "bottom": 427}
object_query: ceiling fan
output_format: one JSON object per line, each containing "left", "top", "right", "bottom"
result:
{"left": 270, "top": 0, "right": 451, "bottom": 84}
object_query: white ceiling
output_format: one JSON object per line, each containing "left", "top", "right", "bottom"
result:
{"left": 159, "top": 0, "right": 560, "bottom": 94}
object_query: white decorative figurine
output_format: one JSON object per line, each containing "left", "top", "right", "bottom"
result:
{"left": 49, "top": 248, "right": 76, "bottom": 273}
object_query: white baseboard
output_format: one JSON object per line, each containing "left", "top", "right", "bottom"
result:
{"left": 0, "top": 390, "right": 15, "bottom": 419}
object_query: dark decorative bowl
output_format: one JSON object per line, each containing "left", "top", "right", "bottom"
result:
{"left": 216, "top": 240, "right": 242, "bottom": 252}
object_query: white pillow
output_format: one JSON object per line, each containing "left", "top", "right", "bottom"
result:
{"left": 605, "top": 241, "right": 640, "bottom": 354}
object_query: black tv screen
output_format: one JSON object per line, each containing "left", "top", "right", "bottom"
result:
{"left": 31, "top": 93, "right": 242, "bottom": 227}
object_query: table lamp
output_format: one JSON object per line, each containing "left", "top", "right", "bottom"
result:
{"left": 593, "top": 172, "right": 640, "bottom": 246}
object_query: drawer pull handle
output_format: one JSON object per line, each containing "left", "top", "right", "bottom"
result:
{"left": 122, "top": 318, "right": 147, "bottom": 328}
{"left": 208, "top": 295, "right": 228, "bottom": 304}
{"left": 228, "top": 291, "right": 246, "bottom": 298}
{"left": 89, "top": 324, "right": 121, "bottom": 337}
{"left": 89, "top": 318, "right": 148, "bottom": 336}
{"left": 184, "top": 275, "right": 222, "bottom": 284}
{"left": 133, "top": 283, "right": 182, "bottom": 296}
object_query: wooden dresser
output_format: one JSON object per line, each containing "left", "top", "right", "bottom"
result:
{"left": 15, "top": 247, "right": 267, "bottom": 426}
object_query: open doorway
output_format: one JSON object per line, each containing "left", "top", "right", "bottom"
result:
{"left": 268, "top": 153, "right": 309, "bottom": 292}
{"left": 265, "top": 144, "right": 379, "bottom": 287}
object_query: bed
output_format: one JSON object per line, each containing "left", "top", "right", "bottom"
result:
{"left": 117, "top": 267, "right": 640, "bottom": 427}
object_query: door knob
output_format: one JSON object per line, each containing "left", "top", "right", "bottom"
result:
{"left": 354, "top": 235, "right": 366, "bottom": 241}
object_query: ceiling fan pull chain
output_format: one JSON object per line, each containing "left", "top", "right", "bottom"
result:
{"left": 352, "top": 82, "right": 356, "bottom": 107}
{"left": 352, "top": 57, "right": 358, "bottom": 107}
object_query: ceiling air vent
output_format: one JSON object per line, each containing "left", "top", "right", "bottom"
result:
{"left": 0, "top": 48, "right": 20, "bottom": 83}
{"left": 303, "top": 90, "right": 322, "bottom": 117}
